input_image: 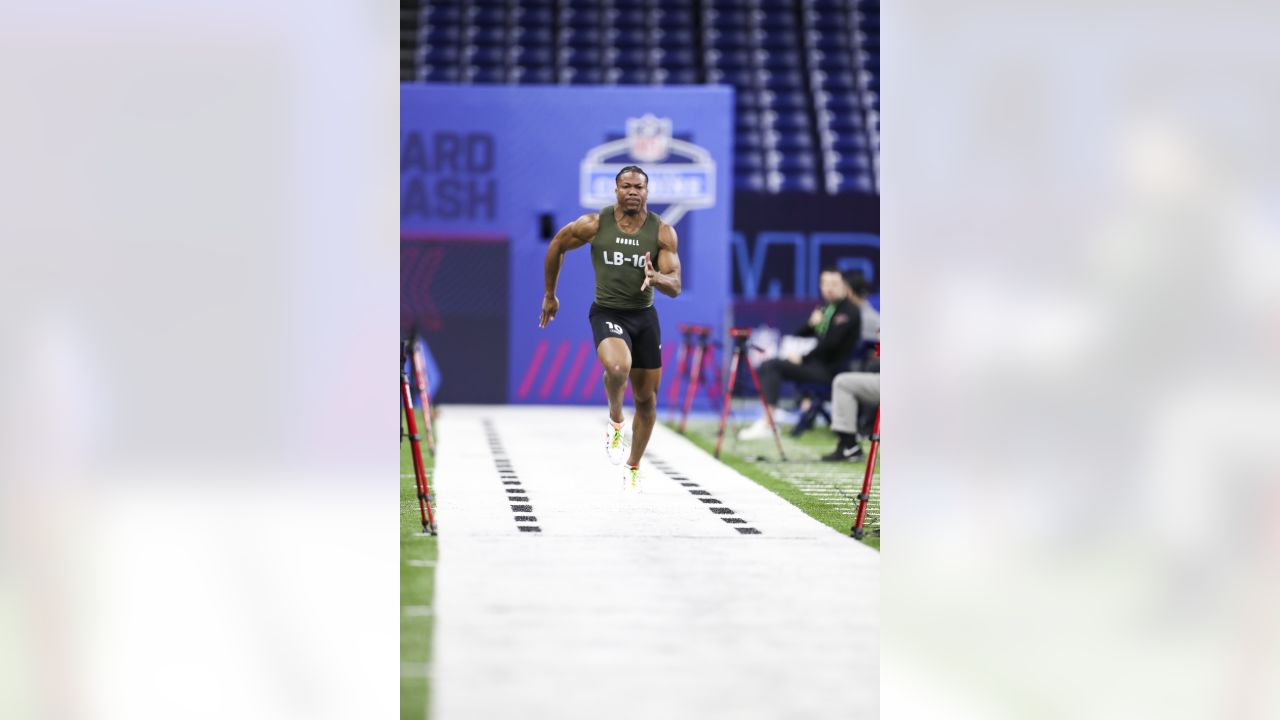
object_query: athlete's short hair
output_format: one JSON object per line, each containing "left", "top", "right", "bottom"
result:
{"left": 616, "top": 165, "right": 649, "bottom": 186}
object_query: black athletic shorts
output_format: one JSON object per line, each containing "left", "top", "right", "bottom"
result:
{"left": 588, "top": 302, "right": 663, "bottom": 369}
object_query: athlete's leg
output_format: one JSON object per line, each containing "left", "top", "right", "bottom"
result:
{"left": 598, "top": 338, "right": 631, "bottom": 424}
{"left": 626, "top": 368, "right": 661, "bottom": 467}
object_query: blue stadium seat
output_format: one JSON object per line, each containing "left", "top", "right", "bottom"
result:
{"left": 421, "top": 25, "right": 461, "bottom": 45}
{"left": 653, "top": 27, "right": 694, "bottom": 46}
{"left": 613, "top": 67, "right": 652, "bottom": 85}
{"left": 759, "top": 29, "right": 796, "bottom": 50}
{"left": 655, "top": 47, "right": 695, "bottom": 68}
{"left": 813, "top": 0, "right": 851, "bottom": 9}
{"left": 736, "top": 150, "right": 765, "bottom": 171}
{"left": 760, "top": 51, "right": 802, "bottom": 70}
{"left": 707, "top": 67, "right": 758, "bottom": 87}
{"left": 562, "top": 8, "right": 602, "bottom": 28}
{"left": 705, "top": 48, "right": 751, "bottom": 70}
{"left": 827, "top": 133, "right": 870, "bottom": 152}
{"left": 559, "top": 27, "right": 602, "bottom": 45}
{"left": 812, "top": 69, "right": 857, "bottom": 89}
{"left": 819, "top": 91, "right": 862, "bottom": 112}
{"left": 614, "top": 9, "right": 647, "bottom": 26}
{"left": 653, "top": 67, "right": 697, "bottom": 84}
{"left": 704, "top": 8, "right": 752, "bottom": 27}
{"left": 609, "top": 47, "right": 652, "bottom": 66}
{"left": 830, "top": 173, "right": 876, "bottom": 193}
{"left": 735, "top": 130, "right": 763, "bottom": 151}
{"left": 513, "top": 45, "right": 553, "bottom": 66}
{"left": 514, "top": 27, "right": 553, "bottom": 45}
{"left": 466, "top": 66, "right": 508, "bottom": 84}
{"left": 653, "top": 8, "right": 693, "bottom": 26}
{"left": 418, "top": 45, "right": 460, "bottom": 65}
{"left": 471, "top": 7, "right": 507, "bottom": 25}
{"left": 769, "top": 109, "right": 809, "bottom": 131}
{"left": 833, "top": 154, "right": 872, "bottom": 173}
{"left": 759, "top": 0, "right": 800, "bottom": 9}
{"left": 512, "top": 7, "right": 553, "bottom": 26}
{"left": 826, "top": 111, "right": 866, "bottom": 131}
{"left": 765, "top": 88, "right": 808, "bottom": 109}
{"left": 610, "top": 27, "right": 650, "bottom": 46}
{"left": 513, "top": 65, "right": 555, "bottom": 84}
{"left": 778, "top": 174, "right": 819, "bottom": 192}
{"left": 735, "top": 171, "right": 766, "bottom": 192}
{"left": 419, "top": 65, "right": 461, "bottom": 83}
{"left": 706, "top": 28, "right": 751, "bottom": 48}
{"left": 776, "top": 130, "right": 814, "bottom": 151}
{"left": 762, "top": 69, "right": 804, "bottom": 89}
{"left": 468, "top": 26, "right": 508, "bottom": 45}
{"left": 560, "top": 47, "right": 604, "bottom": 65}
{"left": 422, "top": 6, "right": 460, "bottom": 25}
{"left": 736, "top": 110, "right": 763, "bottom": 131}
{"left": 564, "top": 67, "right": 605, "bottom": 84}
{"left": 465, "top": 45, "right": 507, "bottom": 65}
{"left": 777, "top": 152, "right": 817, "bottom": 171}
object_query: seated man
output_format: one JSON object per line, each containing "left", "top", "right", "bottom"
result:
{"left": 739, "top": 268, "right": 861, "bottom": 440}
{"left": 823, "top": 371, "right": 879, "bottom": 461}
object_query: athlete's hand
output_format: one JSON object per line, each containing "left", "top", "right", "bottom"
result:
{"left": 808, "top": 308, "right": 824, "bottom": 327}
{"left": 539, "top": 294, "right": 559, "bottom": 328}
{"left": 640, "top": 252, "right": 656, "bottom": 291}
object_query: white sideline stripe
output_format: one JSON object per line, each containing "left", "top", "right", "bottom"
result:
{"left": 406, "top": 559, "right": 436, "bottom": 567}
{"left": 430, "top": 405, "right": 879, "bottom": 720}
{"left": 402, "top": 605, "right": 434, "bottom": 617}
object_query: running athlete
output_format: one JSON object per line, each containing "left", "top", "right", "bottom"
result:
{"left": 538, "top": 165, "right": 683, "bottom": 489}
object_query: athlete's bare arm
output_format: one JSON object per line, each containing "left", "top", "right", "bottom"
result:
{"left": 640, "top": 222, "right": 682, "bottom": 298}
{"left": 539, "top": 213, "right": 599, "bottom": 328}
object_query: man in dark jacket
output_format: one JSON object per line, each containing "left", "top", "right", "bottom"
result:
{"left": 739, "top": 268, "right": 862, "bottom": 439}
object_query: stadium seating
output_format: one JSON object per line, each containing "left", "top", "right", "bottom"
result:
{"left": 399, "top": 0, "right": 879, "bottom": 194}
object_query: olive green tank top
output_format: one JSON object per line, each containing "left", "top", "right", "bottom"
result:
{"left": 591, "top": 205, "right": 662, "bottom": 310}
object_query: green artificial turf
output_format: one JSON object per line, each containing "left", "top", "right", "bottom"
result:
{"left": 670, "top": 416, "right": 880, "bottom": 550}
{"left": 401, "top": 409, "right": 437, "bottom": 720}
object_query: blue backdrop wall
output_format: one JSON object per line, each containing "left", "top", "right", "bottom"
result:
{"left": 401, "top": 84, "right": 734, "bottom": 406}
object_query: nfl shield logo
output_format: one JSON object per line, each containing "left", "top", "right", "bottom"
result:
{"left": 627, "top": 114, "right": 672, "bottom": 162}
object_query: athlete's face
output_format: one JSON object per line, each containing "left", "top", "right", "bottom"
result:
{"left": 615, "top": 172, "right": 648, "bottom": 213}
{"left": 820, "top": 272, "right": 847, "bottom": 303}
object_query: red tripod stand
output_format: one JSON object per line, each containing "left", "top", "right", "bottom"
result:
{"left": 715, "top": 328, "right": 787, "bottom": 461}
{"left": 851, "top": 342, "right": 881, "bottom": 540}
{"left": 669, "top": 323, "right": 722, "bottom": 433}
{"left": 401, "top": 341, "right": 436, "bottom": 535}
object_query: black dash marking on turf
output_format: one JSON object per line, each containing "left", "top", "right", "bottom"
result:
{"left": 650, "top": 458, "right": 762, "bottom": 534}
{"left": 484, "top": 419, "right": 542, "bottom": 534}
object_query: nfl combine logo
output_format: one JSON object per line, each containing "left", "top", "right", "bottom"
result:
{"left": 580, "top": 113, "right": 716, "bottom": 226}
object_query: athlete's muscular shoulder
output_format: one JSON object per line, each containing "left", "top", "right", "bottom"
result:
{"left": 657, "top": 221, "right": 679, "bottom": 251}
{"left": 554, "top": 213, "right": 599, "bottom": 251}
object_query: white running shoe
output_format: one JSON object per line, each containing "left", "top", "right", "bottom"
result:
{"left": 736, "top": 417, "right": 775, "bottom": 441}
{"left": 622, "top": 463, "right": 641, "bottom": 492}
{"left": 604, "top": 418, "right": 629, "bottom": 465}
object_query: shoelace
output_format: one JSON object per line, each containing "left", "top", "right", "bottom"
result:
{"left": 611, "top": 429, "right": 623, "bottom": 448}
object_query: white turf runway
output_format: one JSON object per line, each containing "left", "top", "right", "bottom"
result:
{"left": 427, "top": 405, "right": 879, "bottom": 720}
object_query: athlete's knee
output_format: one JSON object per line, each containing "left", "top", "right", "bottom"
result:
{"left": 634, "top": 392, "right": 657, "bottom": 417}
{"left": 604, "top": 361, "right": 631, "bottom": 383}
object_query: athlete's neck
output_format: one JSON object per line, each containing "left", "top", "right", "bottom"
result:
{"left": 615, "top": 205, "right": 646, "bottom": 230}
